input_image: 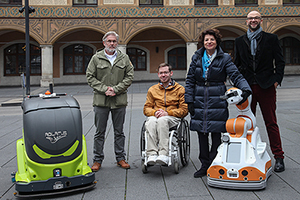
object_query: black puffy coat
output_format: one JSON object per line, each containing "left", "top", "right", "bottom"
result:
{"left": 185, "top": 46, "right": 251, "bottom": 133}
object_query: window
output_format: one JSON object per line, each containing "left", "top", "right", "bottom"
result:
{"left": 280, "top": 37, "right": 300, "bottom": 65}
{"left": 195, "top": 0, "right": 217, "bottom": 5}
{"left": 235, "top": 0, "right": 257, "bottom": 5}
{"left": 73, "top": 0, "right": 97, "bottom": 5}
{"left": 221, "top": 40, "right": 234, "bottom": 60}
{"left": 168, "top": 47, "right": 186, "bottom": 70}
{"left": 139, "top": 0, "right": 163, "bottom": 6}
{"left": 0, "top": 0, "right": 22, "bottom": 5}
{"left": 63, "top": 44, "right": 93, "bottom": 75}
{"left": 4, "top": 43, "right": 41, "bottom": 76}
{"left": 127, "top": 48, "right": 147, "bottom": 71}
{"left": 283, "top": 0, "right": 300, "bottom": 4}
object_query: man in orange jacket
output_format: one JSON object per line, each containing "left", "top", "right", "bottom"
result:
{"left": 143, "top": 63, "right": 188, "bottom": 165}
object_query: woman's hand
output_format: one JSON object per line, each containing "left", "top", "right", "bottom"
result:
{"left": 188, "top": 103, "right": 195, "bottom": 116}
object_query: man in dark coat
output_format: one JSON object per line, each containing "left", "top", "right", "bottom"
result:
{"left": 234, "top": 10, "right": 285, "bottom": 172}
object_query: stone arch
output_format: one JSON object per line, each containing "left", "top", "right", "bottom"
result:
{"left": 123, "top": 23, "right": 190, "bottom": 44}
{"left": 195, "top": 23, "right": 247, "bottom": 41}
{"left": 48, "top": 25, "right": 107, "bottom": 45}
{"left": 0, "top": 25, "right": 43, "bottom": 45}
{"left": 264, "top": 18, "right": 300, "bottom": 33}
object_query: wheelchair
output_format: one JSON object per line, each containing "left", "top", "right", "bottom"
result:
{"left": 140, "top": 118, "right": 190, "bottom": 174}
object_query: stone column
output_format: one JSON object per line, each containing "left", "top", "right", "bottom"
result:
{"left": 118, "top": 44, "right": 127, "bottom": 54}
{"left": 40, "top": 45, "right": 53, "bottom": 87}
{"left": 186, "top": 42, "right": 198, "bottom": 72}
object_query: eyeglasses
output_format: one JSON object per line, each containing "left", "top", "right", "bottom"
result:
{"left": 247, "top": 16, "right": 261, "bottom": 21}
{"left": 106, "top": 40, "right": 117, "bottom": 44}
{"left": 159, "top": 71, "right": 170, "bottom": 75}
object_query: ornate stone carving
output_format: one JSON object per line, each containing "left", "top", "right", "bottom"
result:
{"left": 2, "top": 6, "right": 300, "bottom": 18}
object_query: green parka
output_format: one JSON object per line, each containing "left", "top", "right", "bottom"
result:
{"left": 86, "top": 49, "right": 134, "bottom": 108}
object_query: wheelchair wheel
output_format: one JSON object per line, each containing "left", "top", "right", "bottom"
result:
{"left": 140, "top": 121, "right": 148, "bottom": 173}
{"left": 141, "top": 160, "right": 148, "bottom": 173}
{"left": 140, "top": 121, "right": 146, "bottom": 157}
{"left": 178, "top": 119, "right": 190, "bottom": 166}
{"left": 174, "top": 160, "right": 179, "bottom": 174}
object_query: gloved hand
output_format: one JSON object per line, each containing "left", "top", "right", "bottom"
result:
{"left": 237, "top": 90, "right": 252, "bottom": 105}
{"left": 188, "top": 103, "right": 195, "bottom": 116}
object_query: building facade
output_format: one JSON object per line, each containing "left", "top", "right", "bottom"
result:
{"left": 0, "top": 0, "right": 299, "bottom": 87}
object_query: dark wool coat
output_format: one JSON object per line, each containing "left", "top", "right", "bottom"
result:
{"left": 185, "top": 46, "right": 251, "bottom": 133}
{"left": 234, "top": 31, "right": 285, "bottom": 89}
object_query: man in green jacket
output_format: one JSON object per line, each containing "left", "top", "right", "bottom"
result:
{"left": 86, "top": 31, "right": 134, "bottom": 172}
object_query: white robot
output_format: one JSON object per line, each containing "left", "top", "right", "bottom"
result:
{"left": 207, "top": 87, "right": 272, "bottom": 190}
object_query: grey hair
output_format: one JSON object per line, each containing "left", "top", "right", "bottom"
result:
{"left": 102, "top": 31, "right": 119, "bottom": 42}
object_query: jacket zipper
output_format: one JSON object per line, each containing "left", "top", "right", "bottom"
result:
{"left": 164, "top": 88, "right": 167, "bottom": 112}
{"left": 203, "top": 86, "right": 208, "bottom": 133}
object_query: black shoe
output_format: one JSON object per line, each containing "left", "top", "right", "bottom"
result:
{"left": 194, "top": 167, "right": 207, "bottom": 178}
{"left": 274, "top": 158, "right": 285, "bottom": 172}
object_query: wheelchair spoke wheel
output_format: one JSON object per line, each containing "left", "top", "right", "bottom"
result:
{"left": 140, "top": 121, "right": 146, "bottom": 157}
{"left": 179, "top": 119, "right": 190, "bottom": 166}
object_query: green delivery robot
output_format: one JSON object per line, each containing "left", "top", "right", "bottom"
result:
{"left": 13, "top": 91, "right": 96, "bottom": 198}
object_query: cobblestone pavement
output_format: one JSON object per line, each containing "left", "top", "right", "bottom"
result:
{"left": 0, "top": 76, "right": 300, "bottom": 199}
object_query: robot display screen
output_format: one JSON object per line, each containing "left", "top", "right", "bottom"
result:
{"left": 226, "top": 142, "right": 241, "bottom": 163}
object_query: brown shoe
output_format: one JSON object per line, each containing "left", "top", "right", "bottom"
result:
{"left": 117, "top": 160, "right": 130, "bottom": 169}
{"left": 91, "top": 162, "right": 101, "bottom": 172}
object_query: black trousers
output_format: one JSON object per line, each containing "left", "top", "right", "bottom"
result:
{"left": 197, "top": 132, "right": 221, "bottom": 169}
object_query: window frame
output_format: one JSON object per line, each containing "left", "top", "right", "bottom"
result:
{"left": 280, "top": 36, "right": 300, "bottom": 65}
{"left": 63, "top": 44, "right": 94, "bottom": 75}
{"left": 283, "top": 0, "right": 300, "bottom": 5}
{"left": 220, "top": 40, "right": 235, "bottom": 60}
{"left": 139, "top": 0, "right": 163, "bottom": 6}
{"left": 195, "top": 0, "right": 218, "bottom": 6}
{"left": 127, "top": 47, "right": 147, "bottom": 71}
{"left": 167, "top": 47, "right": 187, "bottom": 70}
{"left": 0, "top": 0, "right": 22, "bottom": 5}
{"left": 234, "top": 0, "right": 258, "bottom": 6}
{"left": 73, "top": 0, "right": 97, "bottom": 6}
{"left": 4, "top": 43, "right": 41, "bottom": 76}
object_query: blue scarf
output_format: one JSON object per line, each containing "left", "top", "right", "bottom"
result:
{"left": 202, "top": 50, "right": 210, "bottom": 79}
{"left": 247, "top": 26, "right": 262, "bottom": 56}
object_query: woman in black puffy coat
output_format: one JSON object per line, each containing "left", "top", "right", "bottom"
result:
{"left": 185, "top": 29, "right": 251, "bottom": 178}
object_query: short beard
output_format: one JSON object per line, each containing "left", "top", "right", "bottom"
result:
{"left": 105, "top": 47, "right": 117, "bottom": 54}
{"left": 249, "top": 23, "right": 261, "bottom": 32}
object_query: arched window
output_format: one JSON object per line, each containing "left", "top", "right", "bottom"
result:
{"left": 280, "top": 37, "right": 300, "bottom": 65}
{"left": 4, "top": 43, "right": 41, "bottom": 76}
{"left": 168, "top": 47, "right": 186, "bottom": 70}
{"left": 127, "top": 48, "right": 147, "bottom": 71}
{"left": 63, "top": 44, "right": 93, "bottom": 75}
{"left": 221, "top": 40, "right": 234, "bottom": 60}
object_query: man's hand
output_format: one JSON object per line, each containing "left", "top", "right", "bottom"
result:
{"left": 105, "top": 87, "right": 116, "bottom": 96}
{"left": 155, "top": 109, "right": 168, "bottom": 118}
{"left": 274, "top": 82, "right": 279, "bottom": 88}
